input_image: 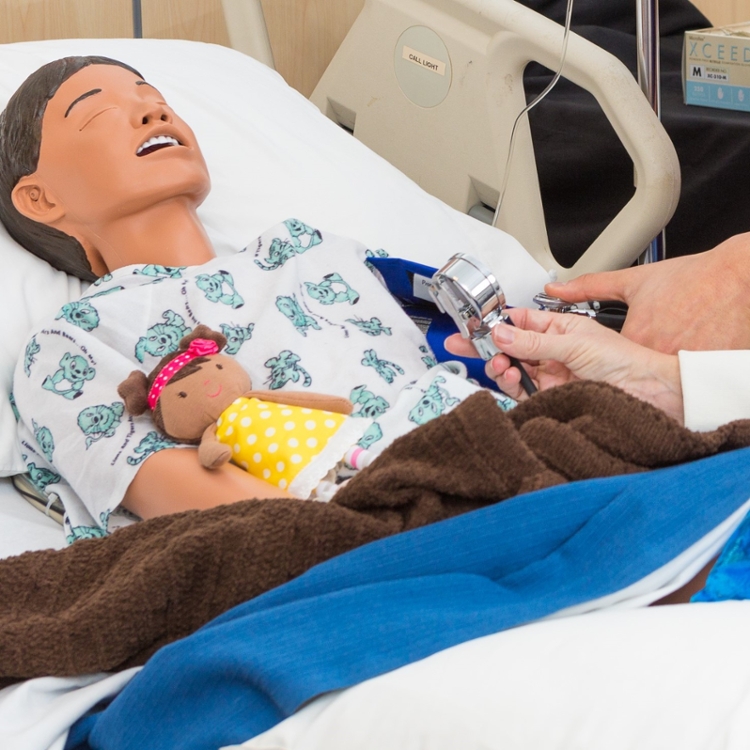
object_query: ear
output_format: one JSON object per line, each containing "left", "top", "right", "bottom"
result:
{"left": 11, "top": 175, "right": 66, "bottom": 225}
{"left": 117, "top": 371, "right": 150, "bottom": 416}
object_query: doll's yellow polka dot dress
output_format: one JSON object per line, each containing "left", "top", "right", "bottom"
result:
{"left": 215, "top": 397, "right": 366, "bottom": 499}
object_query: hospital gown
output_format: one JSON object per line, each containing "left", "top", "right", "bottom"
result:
{"left": 13, "top": 220, "right": 506, "bottom": 543}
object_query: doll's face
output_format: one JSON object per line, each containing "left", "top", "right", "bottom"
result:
{"left": 22, "top": 64, "right": 210, "bottom": 227}
{"left": 158, "top": 354, "right": 252, "bottom": 441}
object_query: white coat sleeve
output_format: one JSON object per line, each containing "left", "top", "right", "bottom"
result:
{"left": 679, "top": 350, "right": 750, "bottom": 431}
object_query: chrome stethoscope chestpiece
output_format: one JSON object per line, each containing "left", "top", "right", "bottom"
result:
{"left": 428, "top": 253, "right": 537, "bottom": 395}
{"left": 427, "top": 253, "right": 507, "bottom": 361}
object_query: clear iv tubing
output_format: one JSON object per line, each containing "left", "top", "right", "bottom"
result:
{"left": 491, "top": 0, "right": 576, "bottom": 227}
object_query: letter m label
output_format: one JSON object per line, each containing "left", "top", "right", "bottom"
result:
{"left": 691, "top": 65, "right": 705, "bottom": 78}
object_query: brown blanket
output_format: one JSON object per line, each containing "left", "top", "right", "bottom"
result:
{"left": 2, "top": 381, "right": 750, "bottom": 686}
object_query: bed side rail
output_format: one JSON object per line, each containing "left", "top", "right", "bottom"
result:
{"left": 310, "top": 0, "right": 680, "bottom": 279}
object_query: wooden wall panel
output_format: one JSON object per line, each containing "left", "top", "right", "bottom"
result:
{"left": 691, "top": 0, "right": 750, "bottom": 26}
{"left": 142, "top": 0, "right": 230, "bottom": 47}
{"left": 4, "top": 1, "right": 748, "bottom": 96}
{"left": 259, "top": 0, "right": 364, "bottom": 97}
{"left": 0, "top": 0, "right": 131, "bottom": 42}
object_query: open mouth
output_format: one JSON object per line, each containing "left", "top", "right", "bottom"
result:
{"left": 136, "top": 135, "right": 182, "bottom": 156}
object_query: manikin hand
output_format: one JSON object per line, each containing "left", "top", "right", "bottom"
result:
{"left": 445, "top": 308, "right": 684, "bottom": 423}
{"left": 544, "top": 233, "right": 750, "bottom": 354}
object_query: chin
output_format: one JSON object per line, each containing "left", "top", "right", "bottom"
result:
{"left": 115, "top": 170, "right": 211, "bottom": 217}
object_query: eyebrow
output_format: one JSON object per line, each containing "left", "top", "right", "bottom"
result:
{"left": 63, "top": 78, "right": 154, "bottom": 119}
{"left": 64, "top": 88, "right": 101, "bottom": 118}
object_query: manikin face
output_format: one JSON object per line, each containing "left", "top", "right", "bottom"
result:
{"left": 158, "top": 355, "right": 252, "bottom": 441}
{"left": 18, "top": 64, "right": 210, "bottom": 228}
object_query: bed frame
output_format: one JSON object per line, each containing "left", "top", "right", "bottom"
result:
{"left": 310, "top": 0, "right": 681, "bottom": 279}
{"left": 219, "top": 0, "right": 275, "bottom": 68}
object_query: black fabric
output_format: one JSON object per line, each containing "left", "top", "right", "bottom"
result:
{"left": 518, "top": 0, "right": 750, "bottom": 266}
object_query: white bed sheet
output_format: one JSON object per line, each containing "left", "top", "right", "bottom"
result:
{"left": 238, "top": 601, "right": 750, "bottom": 750}
{"left": 0, "top": 478, "right": 64, "bottom": 559}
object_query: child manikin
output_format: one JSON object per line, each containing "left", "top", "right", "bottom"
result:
{"left": 118, "top": 326, "right": 368, "bottom": 499}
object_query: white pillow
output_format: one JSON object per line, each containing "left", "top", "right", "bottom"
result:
{"left": 0, "top": 223, "right": 82, "bottom": 474}
{"left": 0, "top": 38, "right": 547, "bottom": 476}
{"left": 238, "top": 602, "right": 750, "bottom": 750}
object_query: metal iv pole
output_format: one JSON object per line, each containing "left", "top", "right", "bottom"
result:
{"left": 637, "top": 0, "right": 666, "bottom": 263}
{"left": 132, "top": 0, "right": 143, "bottom": 38}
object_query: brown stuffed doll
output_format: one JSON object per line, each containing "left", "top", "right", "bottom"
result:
{"left": 118, "top": 325, "right": 368, "bottom": 498}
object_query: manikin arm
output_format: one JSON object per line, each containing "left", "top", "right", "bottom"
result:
{"left": 122, "top": 447, "right": 290, "bottom": 520}
{"left": 248, "top": 390, "right": 354, "bottom": 414}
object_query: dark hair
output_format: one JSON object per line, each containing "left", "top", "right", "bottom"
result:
{"left": 0, "top": 56, "right": 143, "bottom": 282}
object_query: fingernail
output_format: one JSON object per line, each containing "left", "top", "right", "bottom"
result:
{"left": 492, "top": 323, "right": 514, "bottom": 345}
{"left": 546, "top": 281, "right": 566, "bottom": 290}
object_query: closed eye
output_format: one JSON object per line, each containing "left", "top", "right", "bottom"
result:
{"left": 215, "top": 364, "right": 223, "bottom": 370}
{"left": 79, "top": 106, "right": 117, "bottom": 131}
{"left": 178, "top": 392, "right": 188, "bottom": 398}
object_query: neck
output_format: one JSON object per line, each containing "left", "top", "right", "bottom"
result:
{"left": 78, "top": 197, "right": 216, "bottom": 275}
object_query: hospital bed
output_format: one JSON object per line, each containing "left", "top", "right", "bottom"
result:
{"left": 0, "top": 2, "right": 749, "bottom": 748}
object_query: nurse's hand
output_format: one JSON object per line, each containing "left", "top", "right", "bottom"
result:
{"left": 444, "top": 308, "right": 684, "bottom": 424}
{"left": 543, "top": 232, "right": 750, "bottom": 354}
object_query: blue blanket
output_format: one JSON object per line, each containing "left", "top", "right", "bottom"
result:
{"left": 67, "top": 447, "right": 750, "bottom": 750}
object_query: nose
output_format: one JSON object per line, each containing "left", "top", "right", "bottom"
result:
{"left": 133, "top": 101, "right": 172, "bottom": 128}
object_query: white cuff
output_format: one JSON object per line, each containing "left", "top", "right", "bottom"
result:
{"left": 679, "top": 350, "right": 750, "bottom": 431}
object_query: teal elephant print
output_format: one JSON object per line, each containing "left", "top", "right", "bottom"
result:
{"left": 127, "top": 431, "right": 178, "bottom": 466}
{"left": 56, "top": 299, "right": 101, "bottom": 332}
{"left": 135, "top": 310, "right": 191, "bottom": 363}
{"left": 350, "top": 385, "right": 390, "bottom": 419}
{"left": 285, "top": 219, "right": 322, "bottom": 250}
{"left": 255, "top": 238, "right": 303, "bottom": 271}
{"left": 133, "top": 264, "right": 186, "bottom": 281}
{"left": 24, "top": 336, "right": 40, "bottom": 377}
{"left": 77, "top": 402, "right": 124, "bottom": 449}
{"left": 32, "top": 419, "right": 55, "bottom": 462}
{"left": 264, "top": 350, "right": 312, "bottom": 389}
{"left": 407, "top": 376, "right": 461, "bottom": 426}
{"left": 27, "top": 462, "right": 61, "bottom": 493}
{"left": 276, "top": 295, "right": 321, "bottom": 337}
{"left": 419, "top": 345, "right": 438, "bottom": 369}
{"left": 492, "top": 391, "right": 517, "bottom": 412}
{"left": 66, "top": 522, "right": 107, "bottom": 545}
{"left": 55, "top": 287, "right": 124, "bottom": 332}
{"left": 42, "top": 353, "right": 96, "bottom": 399}
{"left": 361, "top": 349, "right": 405, "bottom": 384}
{"left": 356, "top": 421, "right": 384, "bottom": 450}
{"left": 220, "top": 323, "right": 255, "bottom": 355}
{"left": 91, "top": 273, "right": 113, "bottom": 286}
{"left": 99, "top": 509, "right": 111, "bottom": 531}
{"left": 346, "top": 317, "right": 392, "bottom": 337}
{"left": 8, "top": 392, "right": 20, "bottom": 422}
{"left": 196, "top": 270, "right": 244, "bottom": 308}
{"left": 305, "top": 273, "right": 360, "bottom": 306}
